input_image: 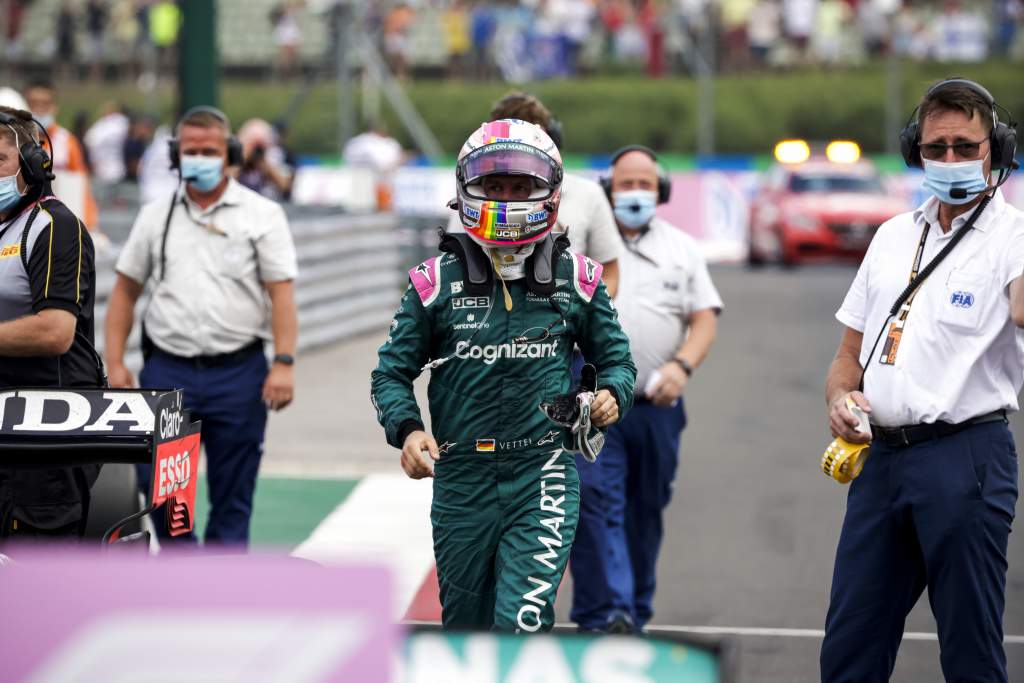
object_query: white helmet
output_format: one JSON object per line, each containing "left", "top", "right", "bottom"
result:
{"left": 455, "top": 119, "right": 563, "bottom": 248}
{"left": 0, "top": 87, "right": 28, "bottom": 111}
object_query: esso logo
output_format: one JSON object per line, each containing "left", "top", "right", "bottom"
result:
{"left": 950, "top": 291, "right": 975, "bottom": 308}
{"left": 158, "top": 450, "right": 192, "bottom": 498}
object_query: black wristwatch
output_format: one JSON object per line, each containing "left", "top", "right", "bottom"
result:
{"left": 673, "top": 357, "right": 693, "bottom": 377}
{"left": 273, "top": 353, "right": 295, "bottom": 366}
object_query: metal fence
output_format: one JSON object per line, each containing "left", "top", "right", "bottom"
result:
{"left": 93, "top": 210, "right": 403, "bottom": 371}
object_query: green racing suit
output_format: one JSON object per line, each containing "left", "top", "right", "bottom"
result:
{"left": 371, "top": 242, "right": 636, "bottom": 632}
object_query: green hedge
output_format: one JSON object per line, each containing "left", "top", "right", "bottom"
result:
{"left": 50, "top": 61, "right": 1023, "bottom": 158}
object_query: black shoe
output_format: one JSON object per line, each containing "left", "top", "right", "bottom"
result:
{"left": 605, "top": 610, "right": 636, "bottom": 635}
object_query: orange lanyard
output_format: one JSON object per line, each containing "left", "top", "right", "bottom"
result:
{"left": 879, "top": 222, "right": 929, "bottom": 365}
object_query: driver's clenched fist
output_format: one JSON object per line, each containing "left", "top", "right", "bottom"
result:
{"left": 401, "top": 430, "right": 440, "bottom": 479}
{"left": 590, "top": 389, "right": 619, "bottom": 427}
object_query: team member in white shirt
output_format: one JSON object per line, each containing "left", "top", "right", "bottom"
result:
{"left": 823, "top": 78, "right": 1022, "bottom": 683}
{"left": 570, "top": 145, "right": 721, "bottom": 633}
{"left": 105, "top": 106, "right": 299, "bottom": 550}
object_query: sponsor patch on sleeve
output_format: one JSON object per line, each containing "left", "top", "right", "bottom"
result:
{"left": 409, "top": 257, "right": 442, "bottom": 307}
{"left": 571, "top": 253, "right": 603, "bottom": 303}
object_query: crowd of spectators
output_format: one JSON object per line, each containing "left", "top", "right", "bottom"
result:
{"left": 368, "top": 0, "right": 1024, "bottom": 80}
{"left": 80, "top": 108, "right": 297, "bottom": 207}
{"left": 4, "top": 1, "right": 1021, "bottom": 82}
{"left": 5, "top": 0, "right": 181, "bottom": 84}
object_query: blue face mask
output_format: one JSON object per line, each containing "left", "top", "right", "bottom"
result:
{"left": 34, "top": 113, "right": 54, "bottom": 130}
{"left": 922, "top": 155, "right": 989, "bottom": 205}
{"left": 180, "top": 154, "right": 224, "bottom": 192}
{"left": 0, "top": 171, "right": 23, "bottom": 214}
{"left": 612, "top": 190, "right": 657, "bottom": 229}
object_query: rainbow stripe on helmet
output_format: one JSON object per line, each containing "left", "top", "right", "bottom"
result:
{"left": 466, "top": 200, "right": 554, "bottom": 246}
{"left": 474, "top": 201, "right": 508, "bottom": 241}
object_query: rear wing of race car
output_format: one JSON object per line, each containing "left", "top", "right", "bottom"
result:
{"left": 0, "top": 388, "right": 201, "bottom": 543}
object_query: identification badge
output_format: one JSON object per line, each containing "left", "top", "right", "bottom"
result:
{"left": 878, "top": 322, "right": 902, "bottom": 365}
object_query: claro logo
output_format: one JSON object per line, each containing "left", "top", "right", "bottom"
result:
{"left": 455, "top": 339, "right": 560, "bottom": 365}
{"left": 159, "top": 406, "right": 185, "bottom": 439}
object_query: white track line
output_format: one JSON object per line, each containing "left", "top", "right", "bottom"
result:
{"left": 641, "top": 625, "right": 1024, "bottom": 645}
{"left": 292, "top": 473, "right": 435, "bottom": 620}
{"left": 403, "top": 620, "right": 1024, "bottom": 644}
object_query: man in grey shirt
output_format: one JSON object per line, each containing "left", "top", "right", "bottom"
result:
{"left": 571, "top": 145, "right": 722, "bottom": 633}
{"left": 105, "top": 106, "right": 298, "bottom": 549}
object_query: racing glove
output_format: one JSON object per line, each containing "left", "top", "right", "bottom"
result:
{"left": 539, "top": 363, "right": 606, "bottom": 462}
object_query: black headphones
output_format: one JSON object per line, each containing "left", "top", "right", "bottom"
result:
{"left": 546, "top": 117, "right": 564, "bottom": 149}
{"left": 899, "top": 78, "right": 1018, "bottom": 170}
{"left": 168, "top": 105, "right": 243, "bottom": 170}
{"left": 0, "top": 110, "right": 54, "bottom": 186}
{"left": 599, "top": 145, "right": 672, "bottom": 204}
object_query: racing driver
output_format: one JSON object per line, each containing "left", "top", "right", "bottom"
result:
{"left": 371, "top": 119, "right": 636, "bottom": 632}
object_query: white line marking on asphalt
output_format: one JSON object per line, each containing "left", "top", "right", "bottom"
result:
{"left": 292, "top": 474, "right": 435, "bottom": 620}
{"left": 402, "top": 620, "right": 1024, "bottom": 644}
{"left": 643, "top": 625, "right": 1024, "bottom": 644}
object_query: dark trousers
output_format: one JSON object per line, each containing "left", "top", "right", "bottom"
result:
{"left": 136, "top": 347, "right": 268, "bottom": 549}
{"left": 821, "top": 420, "right": 1018, "bottom": 683}
{"left": 570, "top": 398, "right": 687, "bottom": 630}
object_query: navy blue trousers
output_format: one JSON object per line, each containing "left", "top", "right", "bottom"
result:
{"left": 136, "top": 347, "right": 269, "bottom": 549}
{"left": 821, "top": 420, "right": 1018, "bottom": 683}
{"left": 570, "top": 398, "right": 687, "bottom": 630}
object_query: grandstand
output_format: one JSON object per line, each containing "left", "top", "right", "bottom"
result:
{"left": 6, "top": 0, "right": 1021, "bottom": 83}
{"left": 9, "top": 0, "right": 330, "bottom": 74}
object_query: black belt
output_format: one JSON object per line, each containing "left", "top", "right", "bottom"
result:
{"left": 872, "top": 410, "right": 1007, "bottom": 448}
{"left": 153, "top": 339, "right": 264, "bottom": 368}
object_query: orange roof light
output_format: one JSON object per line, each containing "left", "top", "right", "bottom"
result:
{"left": 774, "top": 139, "right": 811, "bottom": 164}
{"left": 826, "top": 140, "right": 861, "bottom": 164}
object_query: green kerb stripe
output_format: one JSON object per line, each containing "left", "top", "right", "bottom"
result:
{"left": 192, "top": 475, "right": 358, "bottom": 548}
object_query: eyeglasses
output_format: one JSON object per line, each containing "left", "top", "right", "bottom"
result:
{"left": 919, "top": 139, "right": 989, "bottom": 161}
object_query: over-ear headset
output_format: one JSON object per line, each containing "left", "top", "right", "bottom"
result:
{"left": 0, "top": 110, "right": 54, "bottom": 186}
{"left": 168, "top": 105, "right": 243, "bottom": 170}
{"left": 546, "top": 117, "right": 563, "bottom": 149}
{"left": 899, "top": 78, "right": 1018, "bottom": 170}
{"left": 599, "top": 144, "right": 672, "bottom": 204}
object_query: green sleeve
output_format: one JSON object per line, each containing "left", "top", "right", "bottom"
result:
{"left": 578, "top": 281, "right": 637, "bottom": 418}
{"left": 370, "top": 284, "right": 433, "bottom": 449}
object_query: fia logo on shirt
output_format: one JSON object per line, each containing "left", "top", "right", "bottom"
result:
{"left": 950, "top": 291, "right": 975, "bottom": 308}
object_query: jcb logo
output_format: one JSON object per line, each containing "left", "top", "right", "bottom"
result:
{"left": 0, "top": 245, "right": 20, "bottom": 259}
{"left": 452, "top": 297, "right": 490, "bottom": 309}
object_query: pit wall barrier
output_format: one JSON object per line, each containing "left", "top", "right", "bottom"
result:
{"left": 94, "top": 210, "right": 403, "bottom": 371}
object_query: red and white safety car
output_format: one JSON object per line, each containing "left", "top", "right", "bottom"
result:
{"left": 747, "top": 140, "right": 906, "bottom": 266}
